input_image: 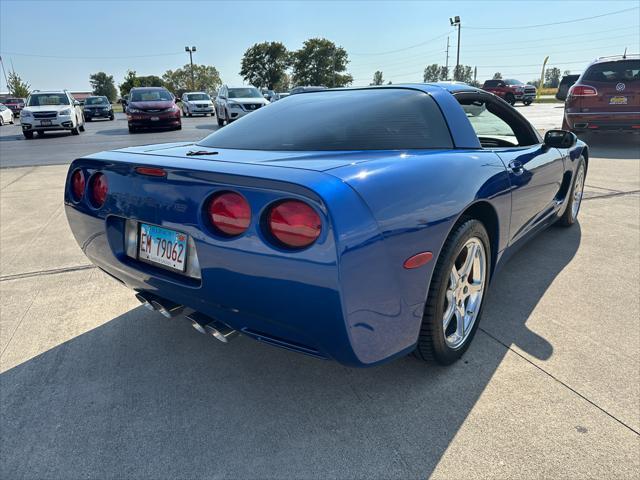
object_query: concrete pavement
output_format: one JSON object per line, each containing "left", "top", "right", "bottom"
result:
{"left": 1, "top": 105, "right": 639, "bottom": 479}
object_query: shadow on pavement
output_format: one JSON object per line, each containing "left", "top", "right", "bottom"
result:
{"left": 0, "top": 224, "right": 581, "bottom": 479}
{"left": 577, "top": 133, "right": 639, "bottom": 160}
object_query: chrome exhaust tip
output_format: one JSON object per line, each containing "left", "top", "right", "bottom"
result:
{"left": 135, "top": 292, "right": 184, "bottom": 318}
{"left": 186, "top": 312, "right": 239, "bottom": 343}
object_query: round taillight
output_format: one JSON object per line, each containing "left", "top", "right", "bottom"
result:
{"left": 208, "top": 192, "right": 251, "bottom": 236}
{"left": 89, "top": 172, "right": 108, "bottom": 208}
{"left": 268, "top": 200, "right": 321, "bottom": 248}
{"left": 71, "top": 169, "right": 85, "bottom": 201}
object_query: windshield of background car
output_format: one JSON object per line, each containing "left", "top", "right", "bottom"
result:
{"left": 85, "top": 97, "right": 108, "bottom": 105}
{"left": 4, "top": 98, "right": 23, "bottom": 104}
{"left": 130, "top": 89, "right": 173, "bottom": 102}
{"left": 199, "top": 89, "right": 453, "bottom": 151}
{"left": 27, "top": 94, "right": 70, "bottom": 106}
{"left": 583, "top": 60, "right": 640, "bottom": 83}
{"left": 504, "top": 79, "right": 523, "bottom": 85}
{"left": 228, "top": 88, "right": 262, "bottom": 99}
{"left": 483, "top": 80, "right": 501, "bottom": 87}
{"left": 186, "top": 93, "right": 210, "bottom": 101}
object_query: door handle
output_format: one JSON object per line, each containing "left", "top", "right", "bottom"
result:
{"left": 508, "top": 160, "right": 524, "bottom": 175}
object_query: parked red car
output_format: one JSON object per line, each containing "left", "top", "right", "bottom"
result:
{"left": 562, "top": 55, "right": 639, "bottom": 134}
{"left": 126, "top": 87, "right": 181, "bottom": 133}
{"left": 2, "top": 97, "right": 26, "bottom": 116}
{"left": 482, "top": 79, "right": 536, "bottom": 105}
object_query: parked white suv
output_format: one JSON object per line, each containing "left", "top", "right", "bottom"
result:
{"left": 214, "top": 86, "right": 269, "bottom": 126}
{"left": 20, "top": 90, "right": 85, "bottom": 139}
{"left": 181, "top": 92, "right": 214, "bottom": 117}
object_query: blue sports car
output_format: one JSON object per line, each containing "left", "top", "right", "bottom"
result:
{"left": 64, "top": 84, "right": 587, "bottom": 367}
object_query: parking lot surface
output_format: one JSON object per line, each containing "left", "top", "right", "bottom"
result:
{"left": 1, "top": 104, "right": 639, "bottom": 479}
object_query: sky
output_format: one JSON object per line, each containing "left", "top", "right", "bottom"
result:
{"left": 1, "top": 0, "right": 639, "bottom": 93}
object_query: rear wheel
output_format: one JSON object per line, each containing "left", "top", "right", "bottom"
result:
{"left": 23, "top": 130, "right": 34, "bottom": 139}
{"left": 71, "top": 126, "right": 80, "bottom": 135}
{"left": 558, "top": 158, "right": 586, "bottom": 227}
{"left": 0, "top": 117, "right": 4, "bottom": 126}
{"left": 414, "top": 219, "right": 491, "bottom": 365}
{"left": 523, "top": 99, "right": 532, "bottom": 106}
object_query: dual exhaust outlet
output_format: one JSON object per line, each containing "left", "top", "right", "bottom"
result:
{"left": 135, "top": 292, "right": 239, "bottom": 343}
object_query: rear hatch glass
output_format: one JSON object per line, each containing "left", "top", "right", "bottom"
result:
{"left": 581, "top": 59, "right": 639, "bottom": 112}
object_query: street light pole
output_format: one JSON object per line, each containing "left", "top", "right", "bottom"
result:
{"left": 449, "top": 16, "right": 461, "bottom": 80}
{"left": 185, "top": 46, "right": 196, "bottom": 90}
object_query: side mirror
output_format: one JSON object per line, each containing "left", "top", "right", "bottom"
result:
{"left": 544, "top": 129, "right": 577, "bottom": 149}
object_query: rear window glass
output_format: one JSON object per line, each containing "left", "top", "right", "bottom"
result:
{"left": 198, "top": 89, "right": 452, "bottom": 151}
{"left": 483, "top": 80, "right": 502, "bottom": 87}
{"left": 583, "top": 60, "right": 640, "bottom": 82}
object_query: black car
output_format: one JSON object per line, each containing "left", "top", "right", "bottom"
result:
{"left": 83, "top": 96, "right": 114, "bottom": 121}
{"left": 556, "top": 74, "right": 580, "bottom": 101}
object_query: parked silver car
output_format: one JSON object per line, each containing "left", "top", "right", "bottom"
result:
{"left": 214, "top": 86, "right": 269, "bottom": 126}
{"left": 181, "top": 92, "right": 214, "bottom": 117}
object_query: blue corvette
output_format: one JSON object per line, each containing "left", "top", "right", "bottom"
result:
{"left": 64, "top": 84, "right": 587, "bottom": 367}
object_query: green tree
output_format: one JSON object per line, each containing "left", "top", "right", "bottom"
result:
{"left": 439, "top": 66, "right": 449, "bottom": 81}
{"left": 119, "top": 70, "right": 140, "bottom": 97}
{"left": 545, "top": 67, "right": 561, "bottom": 88}
{"left": 7, "top": 71, "right": 30, "bottom": 97}
{"left": 291, "top": 38, "right": 352, "bottom": 88}
{"left": 89, "top": 72, "right": 117, "bottom": 101}
{"left": 137, "top": 75, "right": 164, "bottom": 87}
{"left": 240, "top": 41, "right": 290, "bottom": 90}
{"left": 274, "top": 73, "right": 290, "bottom": 92}
{"left": 423, "top": 64, "right": 440, "bottom": 82}
{"left": 454, "top": 65, "right": 473, "bottom": 83}
{"left": 371, "top": 70, "right": 384, "bottom": 85}
{"left": 163, "top": 64, "right": 221, "bottom": 97}
{"left": 492, "top": 72, "right": 502, "bottom": 80}
{"left": 563, "top": 69, "right": 571, "bottom": 76}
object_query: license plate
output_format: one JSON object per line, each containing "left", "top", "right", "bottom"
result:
{"left": 40, "top": 120, "right": 52, "bottom": 126}
{"left": 150, "top": 116, "right": 160, "bottom": 121}
{"left": 138, "top": 224, "right": 187, "bottom": 272}
{"left": 610, "top": 96, "right": 628, "bottom": 105}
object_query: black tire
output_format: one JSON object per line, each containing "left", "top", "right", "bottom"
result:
{"left": 175, "top": 124, "right": 182, "bottom": 130}
{"left": 23, "top": 130, "right": 34, "bottom": 139}
{"left": 217, "top": 115, "right": 224, "bottom": 126}
{"left": 79, "top": 123, "right": 85, "bottom": 132}
{"left": 36, "top": 130, "right": 45, "bottom": 137}
{"left": 0, "top": 117, "right": 3, "bottom": 126}
{"left": 523, "top": 99, "right": 532, "bottom": 106}
{"left": 110, "top": 115, "right": 114, "bottom": 121}
{"left": 505, "top": 93, "right": 515, "bottom": 106}
{"left": 128, "top": 125, "right": 136, "bottom": 134}
{"left": 557, "top": 157, "right": 586, "bottom": 227}
{"left": 71, "top": 126, "right": 80, "bottom": 135}
{"left": 414, "top": 218, "right": 491, "bottom": 365}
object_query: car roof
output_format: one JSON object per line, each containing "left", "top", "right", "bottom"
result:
{"left": 591, "top": 54, "right": 639, "bottom": 64}
{"left": 130, "top": 86, "right": 167, "bottom": 91}
{"left": 184, "top": 91, "right": 208, "bottom": 95}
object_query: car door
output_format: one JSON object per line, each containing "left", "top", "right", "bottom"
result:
{"left": 458, "top": 93, "right": 565, "bottom": 243}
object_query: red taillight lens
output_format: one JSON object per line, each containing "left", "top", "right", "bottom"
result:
{"left": 71, "top": 169, "right": 85, "bottom": 201}
{"left": 208, "top": 192, "right": 251, "bottom": 236}
{"left": 89, "top": 173, "right": 108, "bottom": 208}
{"left": 569, "top": 85, "right": 598, "bottom": 97}
{"left": 268, "top": 200, "right": 321, "bottom": 248}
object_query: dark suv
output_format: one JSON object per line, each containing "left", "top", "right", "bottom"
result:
{"left": 563, "top": 55, "right": 639, "bottom": 134}
{"left": 482, "top": 79, "right": 536, "bottom": 105}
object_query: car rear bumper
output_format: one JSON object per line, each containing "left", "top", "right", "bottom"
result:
{"left": 565, "top": 112, "right": 640, "bottom": 131}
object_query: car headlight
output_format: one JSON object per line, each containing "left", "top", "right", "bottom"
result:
{"left": 171, "top": 105, "right": 179, "bottom": 112}
{"left": 229, "top": 103, "right": 242, "bottom": 109}
{"left": 59, "top": 108, "right": 72, "bottom": 116}
{"left": 21, "top": 110, "right": 33, "bottom": 118}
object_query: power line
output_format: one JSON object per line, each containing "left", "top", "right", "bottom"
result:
{"left": 0, "top": 51, "right": 185, "bottom": 60}
{"left": 465, "top": 6, "right": 639, "bottom": 30}
{"left": 350, "top": 31, "right": 453, "bottom": 56}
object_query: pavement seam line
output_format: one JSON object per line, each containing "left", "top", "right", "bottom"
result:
{"left": 0, "top": 166, "right": 36, "bottom": 191}
{"left": 583, "top": 189, "right": 640, "bottom": 201}
{"left": 0, "top": 284, "right": 39, "bottom": 360}
{"left": 478, "top": 327, "right": 640, "bottom": 436}
{"left": 0, "top": 264, "right": 95, "bottom": 282}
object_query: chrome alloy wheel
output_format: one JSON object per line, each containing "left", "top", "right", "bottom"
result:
{"left": 443, "top": 237, "right": 487, "bottom": 349}
{"left": 571, "top": 164, "right": 585, "bottom": 220}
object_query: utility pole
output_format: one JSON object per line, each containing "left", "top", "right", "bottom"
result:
{"left": 449, "top": 16, "right": 461, "bottom": 80}
{"left": 0, "top": 56, "right": 9, "bottom": 92}
{"left": 445, "top": 36, "right": 450, "bottom": 80}
{"left": 185, "top": 46, "right": 196, "bottom": 90}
